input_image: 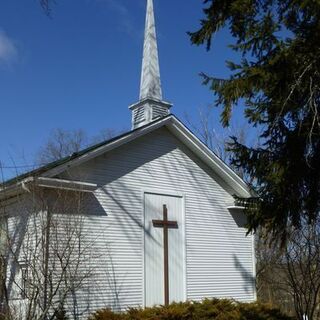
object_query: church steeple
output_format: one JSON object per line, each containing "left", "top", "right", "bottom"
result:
{"left": 129, "top": 0, "right": 172, "bottom": 129}
{"left": 140, "top": 0, "right": 162, "bottom": 100}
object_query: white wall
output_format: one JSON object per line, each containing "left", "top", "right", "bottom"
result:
{"left": 60, "top": 127, "right": 255, "bottom": 316}
{"left": 3, "top": 126, "right": 255, "bottom": 318}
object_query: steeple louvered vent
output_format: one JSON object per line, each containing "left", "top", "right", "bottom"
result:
{"left": 153, "top": 104, "right": 169, "bottom": 119}
{"left": 133, "top": 107, "right": 146, "bottom": 125}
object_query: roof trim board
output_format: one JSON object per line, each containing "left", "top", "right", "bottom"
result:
{"left": 43, "top": 115, "right": 251, "bottom": 198}
{"left": 42, "top": 116, "right": 172, "bottom": 178}
{"left": 0, "top": 177, "right": 97, "bottom": 201}
{"left": 167, "top": 118, "right": 250, "bottom": 197}
{"left": 1, "top": 115, "right": 251, "bottom": 200}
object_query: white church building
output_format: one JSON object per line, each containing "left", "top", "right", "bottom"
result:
{"left": 0, "top": 0, "right": 255, "bottom": 318}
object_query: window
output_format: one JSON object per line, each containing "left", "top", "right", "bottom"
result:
{"left": 19, "top": 263, "right": 29, "bottom": 299}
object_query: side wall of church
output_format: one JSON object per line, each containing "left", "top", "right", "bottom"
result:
{"left": 57, "top": 127, "right": 255, "bottom": 316}
{"left": 1, "top": 195, "right": 43, "bottom": 318}
{"left": 2, "top": 193, "right": 106, "bottom": 319}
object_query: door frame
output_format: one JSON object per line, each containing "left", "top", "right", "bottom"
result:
{"left": 142, "top": 188, "right": 187, "bottom": 307}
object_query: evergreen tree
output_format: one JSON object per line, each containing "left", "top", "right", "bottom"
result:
{"left": 189, "top": 0, "right": 320, "bottom": 243}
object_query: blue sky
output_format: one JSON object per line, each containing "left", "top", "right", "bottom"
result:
{"left": 0, "top": 0, "right": 246, "bottom": 180}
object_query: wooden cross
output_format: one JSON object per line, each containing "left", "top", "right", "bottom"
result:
{"left": 152, "top": 204, "right": 178, "bottom": 306}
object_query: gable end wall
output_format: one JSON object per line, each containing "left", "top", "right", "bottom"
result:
{"left": 57, "top": 127, "right": 255, "bottom": 313}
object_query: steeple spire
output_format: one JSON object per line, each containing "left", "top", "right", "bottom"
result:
{"left": 140, "top": 0, "right": 162, "bottom": 100}
{"left": 129, "top": 0, "right": 172, "bottom": 129}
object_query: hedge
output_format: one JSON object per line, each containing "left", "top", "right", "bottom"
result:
{"left": 88, "top": 299, "right": 293, "bottom": 320}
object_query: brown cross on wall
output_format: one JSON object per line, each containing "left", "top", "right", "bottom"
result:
{"left": 152, "top": 204, "right": 178, "bottom": 306}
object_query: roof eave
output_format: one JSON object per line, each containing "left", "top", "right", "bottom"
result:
{"left": 2, "top": 114, "right": 251, "bottom": 200}
{"left": 41, "top": 116, "right": 173, "bottom": 178}
{"left": 0, "top": 177, "right": 97, "bottom": 201}
{"left": 166, "top": 117, "right": 251, "bottom": 198}
{"left": 40, "top": 115, "right": 251, "bottom": 198}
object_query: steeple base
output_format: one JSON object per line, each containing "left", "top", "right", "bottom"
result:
{"left": 129, "top": 98, "right": 172, "bottom": 129}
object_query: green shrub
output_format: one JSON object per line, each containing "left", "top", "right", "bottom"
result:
{"left": 88, "top": 299, "right": 293, "bottom": 320}
{"left": 89, "top": 308, "right": 125, "bottom": 320}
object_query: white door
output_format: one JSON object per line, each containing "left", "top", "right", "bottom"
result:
{"left": 144, "top": 192, "right": 185, "bottom": 306}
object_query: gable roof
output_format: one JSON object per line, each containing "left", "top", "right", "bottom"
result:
{"left": 2, "top": 116, "right": 166, "bottom": 187}
{"left": 2, "top": 115, "right": 252, "bottom": 198}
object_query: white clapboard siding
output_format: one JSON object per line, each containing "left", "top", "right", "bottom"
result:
{"left": 3, "top": 197, "right": 45, "bottom": 309}
{"left": 3, "top": 126, "right": 255, "bottom": 318}
{"left": 57, "top": 126, "right": 255, "bottom": 315}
